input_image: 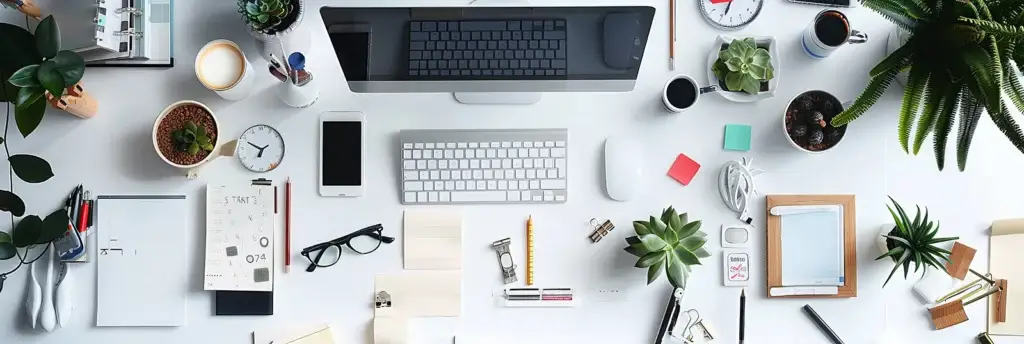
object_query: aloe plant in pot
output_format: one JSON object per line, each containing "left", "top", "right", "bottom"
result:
{"left": 623, "top": 207, "right": 711, "bottom": 289}
{"left": 877, "top": 197, "right": 958, "bottom": 287}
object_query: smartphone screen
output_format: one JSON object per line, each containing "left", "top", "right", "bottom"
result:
{"left": 321, "top": 121, "right": 362, "bottom": 186}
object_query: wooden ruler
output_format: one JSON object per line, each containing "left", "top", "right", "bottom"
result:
{"left": 527, "top": 215, "right": 534, "bottom": 286}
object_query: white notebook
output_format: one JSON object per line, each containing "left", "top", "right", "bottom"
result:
{"left": 776, "top": 205, "right": 845, "bottom": 287}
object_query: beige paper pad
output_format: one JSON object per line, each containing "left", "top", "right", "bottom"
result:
{"left": 374, "top": 317, "right": 408, "bottom": 344}
{"left": 988, "top": 219, "right": 1024, "bottom": 335}
{"left": 374, "top": 271, "right": 461, "bottom": 317}
{"left": 253, "top": 323, "right": 334, "bottom": 344}
{"left": 404, "top": 209, "right": 463, "bottom": 270}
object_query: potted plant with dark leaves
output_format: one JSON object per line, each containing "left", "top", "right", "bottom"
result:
{"left": 0, "top": 17, "right": 72, "bottom": 294}
{"left": 1, "top": 15, "right": 91, "bottom": 136}
{"left": 784, "top": 90, "right": 848, "bottom": 153}
{"left": 238, "top": 0, "right": 303, "bottom": 42}
{"left": 708, "top": 36, "right": 779, "bottom": 103}
{"left": 830, "top": 0, "right": 1024, "bottom": 171}
{"left": 623, "top": 207, "right": 711, "bottom": 289}
{"left": 877, "top": 197, "right": 958, "bottom": 287}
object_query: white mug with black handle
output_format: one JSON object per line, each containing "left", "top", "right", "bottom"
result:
{"left": 663, "top": 75, "right": 718, "bottom": 113}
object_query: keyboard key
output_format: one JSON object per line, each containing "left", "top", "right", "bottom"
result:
{"left": 544, "top": 191, "right": 554, "bottom": 202}
{"left": 508, "top": 191, "right": 521, "bottom": 201}
{"left": 405, "top": 181, "right": 424, "bottom": 191}
{"left": 530, "top": 180, "right": 540, "bottom": 189}
{"left": 420, "top": 171, "right": 430, "bottom": 180}
{"left": 429, "top": 192, "right": 439, "bottom": 202}
{"left": 411, "top": 22, "right": 422, "bottom": 31}
{"left": 461, "top": 21, "right": 506, "bottom": 31}
{"left": 482, "top": 160, "right": 491, "bottom": 169}
{"left": 552, "top": 148, "right": 566, "bottom": 157}
{"left": 440, "top": 192, "right": 451, "bottom": 202}
{"left": 527, "top": 170, "right": 536, "bottom": 179}
{"left": 417, "top": 160, "right": 427, "bottom": 169}
{"left": 540, "top": 148, "right": 550, "bottom": 158}
{"left": 456, "top": 181, "right": 466, "bottom": 190}
{"left": 544, "top": 31, "right": 566, "bottom": 40}
{"left": 404, "top": 171, "right": 418, "bottom": 180}
{"left": 435, "top": 181, "right": 444, "bottom": 190}
{"left": 405, "top": 192, "right": 416, "bottom": 203}
{"left": 522, "top": 191, "right": 532, "bottom": 200}
{"left": 424, "top": 182, "right": 434, "bottom": 191}
{"left": 482, "top": 32, "right": 491, "bottom": 40}
{"left": 428, "top": 160, "right": 437, "bottom": 170}
{"left": 537, "top": 170, "right": 547, "bottom": 179}
{"left": 438, "top": 22, "right": 448, "bottom": 31}
{"left": 417, "top": 192, "right": 428, "bottom": 202}
{"left": 430, "top": 171, "right": 440, "bottom": 179}
{"left": 441, "top": 170, "right": 451, "bottom": 179}
{"left": 451, "top": 191, "right": 507, "bottom": 202}
{"left": 423, "top": 22, "right": 437, "bottom": 31}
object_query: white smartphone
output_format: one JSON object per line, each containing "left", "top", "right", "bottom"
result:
{"left": 319, "top": 111, "right": 365, "bottom": 197}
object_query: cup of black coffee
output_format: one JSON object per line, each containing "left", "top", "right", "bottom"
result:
{"left": 663, "top": 75, "right": 718, "bottom": 113}
{"left": 801, "top": 10, "right": 868, "bottom": 59}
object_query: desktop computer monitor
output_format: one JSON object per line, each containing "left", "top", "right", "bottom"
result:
{"left": 321, "top": 6, "right": 655, "bottom": 103}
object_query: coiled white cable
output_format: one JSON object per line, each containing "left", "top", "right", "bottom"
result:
{"left": 718, "top": 157, "right": 762, "bottom": 225}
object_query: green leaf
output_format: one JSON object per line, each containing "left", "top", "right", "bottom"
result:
{"left": 647, "top": 260, "right": 665, "bottom": 284}
{"left": 37, "top": 61, "right": 65, "bottom": 99}
{"left": 8, "top": 65, "right": 40, "bottom": 87}
{"left": 748, "top": 64, "right": 768, "bottom": 79}
{"left": 933, "top": 85, "right": 962, "bottom": 170}
{"left": 832, "top": 67, "right": 901, "bottom": 126}
{"left": 650, "top": 216, "right": 667, "bottom": 238}
{"left": 633, "top": 221, "right": 652, "bottom": 236}
{"left": 35, "top": 15, "right": 61, "bottom": 60}
{"left": 15, "top": 95, "right": 46, "bottom": 137}
{"left": 0, "top": 80, "right": 16, "bottom": 103}
{"left": 693, "top": 246, "right": 711, "bottom": 258}
{"left": 202, "top": 143, "right": 215, "bottom": 151}
{"left": 875, "top": 246, "right": 905, "bottom": 261}
{"left": 678, "top": 220, "right": 701, "bottom": 239}
{"left": 185, "top": 121, "right": 197, "bottom": 133}
{"left": 680, "top": 236, "right": 707, "bottom": 251}
{"left": 883, "top": 250, "right": 912, "bottom": 287}
{"left": 664, "top": 207, "right": 680, "bottom": 232}
{"left": 0, "top": 23, "right": 41, "bottom": 76}
{"left": 636, "top": 251, "right": 667, "bottom": 268}
{"left": 751, "top": 49, "right": 770, "bottom": 67}
{"left": 38, "top": 209, "right": 69, "bottom": 244}
{"left": 0, "top": 242, "right": 15, "bottom": 260}
{"left": 639, "top": 234, "right": 667, "bottom": 252}
{"left": 0, "top": 232, "right": 10, "bottom": 244}
{"left": 663, "top": 226, "right": 678, "bottom": 246}
{"left": 673, "top": 245, "right": 701, "bottom": 266}
{"left": 9, "top": 154, "right": 53, "bottom": 183}
{"left": 12, "top": 215, "right": 41, "bottom": 247}
{"left": 257, "top": 13, "right": 270, "bottom": 23}
{"left": 197, "top": 136, "right": 211, "bottom": 145}
{"left": 51, "top": 51, "right": 85, "bottom": 86}
{"left": 188, "top": 141, "right": 200, "bottom": 155}
{"left": 678, "top": 213, "right": 688, "bottom": 228}
{"left": 741, "top": 76, "right": 760, "bottom": 95}
{"left": 725, "top": 72, "right": 743, "bottom": 92}
{"left": 0, "top": 190, "right": 25, "bottom": 216}
{"left": 725, "top": 57, "right": 743, "bottom": 72}
{"left": 16, "top": 86, "right": 43, "bottom": 108}
{"left": 898, "top": 63, "right": 929, "bottom": 152}
{"left": 624, "top": 242, "right": 649, "bottom": 257}
{"left": 665, "top": 253, "right": 686, "bottom": 289}
{"left": 913, "top": 74, "right": 947, "bottom": 155}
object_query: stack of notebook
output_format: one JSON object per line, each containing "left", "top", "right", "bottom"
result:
{"left": 53, "top": 0, "right": 173, "bottom": 67}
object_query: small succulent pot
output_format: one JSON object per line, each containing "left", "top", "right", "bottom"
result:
{"left": 152, "top": 101, "right": 236, "bottom": 179}
{"left": 783, "top": 90, "right": 848, "bottom": 153}
{"left": 240, "top": 0, "right": 305, "bottom": 42}
{"left": 707, "top": 35, "right": 780, "bottom": 103}
{"left": 876, "top": 224, "right": 897, "bottom": 257}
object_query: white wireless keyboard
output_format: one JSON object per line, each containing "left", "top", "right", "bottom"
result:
{"left": 399, "top": 129, "right": 568, "bottom": 204}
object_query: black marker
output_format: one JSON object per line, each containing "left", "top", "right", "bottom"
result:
{"left": 803, "top": 304, "right": 844, "bottom": 344}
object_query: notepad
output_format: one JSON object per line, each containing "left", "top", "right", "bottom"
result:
{"left": 374, "top": 271, "right": 462, "bottom": 317}
{"left": 723, "top": 124, "right": 752, "bottom": 151}
{"left": 777, "top": 205, "right": 845, "bottom": 286}
{"left": 988, "top": 219, "right": 1024, "bottom": 335}
{"left": 404, "top": 209, "right": 463, "bottom": 270}
{"left": 204, "top": 184, "right": 276, "bottom": 292}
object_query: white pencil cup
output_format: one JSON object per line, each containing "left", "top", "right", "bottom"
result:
{"left": 278, "top": 78, "right": 319, "bottom": 108}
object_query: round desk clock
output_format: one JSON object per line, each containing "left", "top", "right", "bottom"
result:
{"left": 237, "top": 124, "right": 285, "bottom": 173}
{"left": 699, "top": 0, "right": 764, "bottom": 30}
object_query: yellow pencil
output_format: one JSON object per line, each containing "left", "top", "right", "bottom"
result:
{"left": 527, "top": 215, "right": 534, "bottom": 286}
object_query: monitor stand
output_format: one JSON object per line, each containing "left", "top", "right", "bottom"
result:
{"left": 453, "top": 92, "right": 542, "bottom": 105}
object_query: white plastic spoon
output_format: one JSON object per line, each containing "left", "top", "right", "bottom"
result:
{"left": 25, "top": 260, "right": 41, "bottom": 329}
{"left": 39, "top": 247, "right": 57, "bottom": 332}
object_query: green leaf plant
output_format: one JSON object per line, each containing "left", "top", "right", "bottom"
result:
{"left": 830, "top": 0, "right": 1024, "bottom": 171}
{"left": 878, "top": 196, "right": 959, "bottom": 287}
{"left": 173, "top": 121, "right": 215, "bottom": 155}
{"left": 711, "top": 38, "right": 775, "bottom": 95}
{"left": 623, "top": 207, "right": 710, "bottom": 290}
{"left": 0, "top": 15, "right": 69, "bottom": 295}
{"left": 1, "top": 15, "right": 87, "bottom": 138}
{"left": 237, "top": 0, "right": 295, "bottom": 35}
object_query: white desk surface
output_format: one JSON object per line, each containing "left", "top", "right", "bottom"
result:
{"left": 1, "top": 0, "right": 1023, "bottom": 343}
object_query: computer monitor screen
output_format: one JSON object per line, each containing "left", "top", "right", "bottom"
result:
{"left": 321, "top": 6, "right": 655, "bottom": 93}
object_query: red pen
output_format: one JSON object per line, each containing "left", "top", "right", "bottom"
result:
{"left": 78, "top": 191, "right": 91, "bottom": 234}
{"left": 285, "top": 177, "right": 292, "bottom": 273}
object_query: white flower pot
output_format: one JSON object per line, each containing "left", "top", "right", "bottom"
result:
{"left": 152, "top": 101, "right": 237, "bottom": 179}
{"left": 245, "top": 0, "right": 306, "bottom": 42}
{"left": 706, "top": 35, "right": 780, "bottom": 103}
{"left": 877, "top": 224, "right": 896, "bottom": 257}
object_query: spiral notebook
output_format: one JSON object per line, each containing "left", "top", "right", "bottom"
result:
{"left": 54, "top": 0, "right": 174, "bottom": 67}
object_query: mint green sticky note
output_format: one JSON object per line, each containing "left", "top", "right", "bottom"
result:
{"left": 724, "top": 124, "right": 752, "bottom": 151}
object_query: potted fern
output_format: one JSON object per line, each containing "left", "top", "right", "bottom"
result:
{"left": 623, "top": 207, "right": 711, "bottom": 289}
{"left": 238, "top": 0, "right": 304, "bottom": 42}
{"left": 707, "top": 36, "right": 779, "bottom": 103}
{"left": 877, "top": 197, "right": 958, "bottom": 287}
{"left": 830, "top": 0, "right": 1024, "bottom": 171}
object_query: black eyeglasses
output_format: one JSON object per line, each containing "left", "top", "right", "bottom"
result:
{"left": 300, "top": 224, "right": 394, "bottom": 272}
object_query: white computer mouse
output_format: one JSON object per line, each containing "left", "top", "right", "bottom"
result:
{"left": 604, "top": 137, "right": 642, "bottom": 201}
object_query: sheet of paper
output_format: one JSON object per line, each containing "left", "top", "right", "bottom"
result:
{"left": 204, "top": 184, "right": 276, "bottom": 292}
{"left": 374, "top": 317, "right": 408, "bottom": 344}
{"left": 375, "top": 271, "right": 461, "bottom": 317}
{"left": 667, "top": 153, "right": 700, "bottom": 185}
{"left": 780, "top": 205, "right": 844, "bottom": 286}
{"left": 96, "top": 195, "right": 188, "bottom": 327}
{"left": 254, "top": 323, "right": 334, "bottom": 344}
{"left": 988, "top": 219, "right": 1024, "bottom": 335}
{"left": 404, "top": 209, "right": 462, "bottom": 270}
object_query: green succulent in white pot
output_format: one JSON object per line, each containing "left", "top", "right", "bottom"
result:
{"left": 623, "top": 207, "right": 711, "bottom": 289}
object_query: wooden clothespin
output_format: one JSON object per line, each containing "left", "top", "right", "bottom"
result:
{"left": 928, "top": 242, "right": 1004, "bottom": 330}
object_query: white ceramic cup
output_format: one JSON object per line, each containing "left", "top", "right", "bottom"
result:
{"left": 195, "top": 40, "right": 255, "bottom": 101}
{"left": 801, "top": 10, "right": 868, "bottom": 59}
{"left": 152, "top": 100, "right": 238, "bottom": 179}
{"left": 663, "top": 75, "right": 718, "bottom": 113}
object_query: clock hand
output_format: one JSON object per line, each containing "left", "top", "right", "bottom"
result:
{"left": 723, "top": 0, "right": 733, "bottom": 17}
{"left": 248, "top": 142, "right": 262, "bottom": 150}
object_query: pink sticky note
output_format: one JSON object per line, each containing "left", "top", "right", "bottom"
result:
{"left": 668, "top": 154, "right": 700, "bottom": 185}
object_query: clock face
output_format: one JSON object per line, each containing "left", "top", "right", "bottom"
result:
{"left": 237, "top": 124, "right": 285, "bottom": 173}
{"left": 699, "top": 0, "right": 763, "bottom": 30}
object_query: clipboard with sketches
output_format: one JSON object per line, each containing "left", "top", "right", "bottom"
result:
{"left": 766, "top": 195, "right": 857, "bottom": 298}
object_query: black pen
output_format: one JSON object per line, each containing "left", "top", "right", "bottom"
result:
{"left": 803, "top": 304, "right": 844, "bottom": 344}
{"left": 739, "top": 289, "right": 746, "bottom": 344}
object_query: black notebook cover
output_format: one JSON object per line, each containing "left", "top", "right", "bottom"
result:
{"left": 215, "top": 291, "right": 274, "bottom": 315}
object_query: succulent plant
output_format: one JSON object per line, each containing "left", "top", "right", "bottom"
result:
{"left": 878, "top": 197, "right": 958, "bottom": 287}
{"left": 172, "top": 121, "right": 214, "bottom": 155}
{"left": 793, "top": 124, "right": 808, "bottom": 137}
{"left": 798, "top": 96, "right": 814, "bottom": 111}
{"left": 238, "top": 0, "right": 294, "bottom": 34}
{"left": 711, "top": 38, "right": 775, "bottom": 95}
{"left": 810, "top": 112, "right": 826, "bottom": 128}
{"left": 623, "top": 207, "right": 710, "bottom": 289}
